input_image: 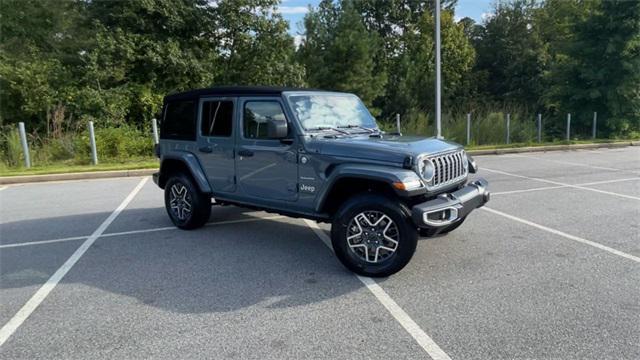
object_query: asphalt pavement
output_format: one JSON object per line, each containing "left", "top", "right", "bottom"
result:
{"left": 0, "top": 147, "right": 638, "bottom": 359}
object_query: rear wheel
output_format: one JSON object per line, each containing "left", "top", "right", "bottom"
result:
{"left": 164, "top": 173, "right": 211, "bottom": 229}
{"left": 331, "top": 194, "right": 418, "bottom": 277}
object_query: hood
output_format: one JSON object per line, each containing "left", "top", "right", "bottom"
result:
{"left": 308, "top": 135, "right": 462, "bottom": 164}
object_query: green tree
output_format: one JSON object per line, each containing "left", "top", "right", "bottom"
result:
{"left": 0, "top": 0, "right": 85, "bottom": 131}
{"left": 299, "top": 0, "right": 387, "bottom": 112}
{"left": 215, "top": 0, "right": 304, "bottom": 86}
{"left": 543, "top": 0, "right": 640, "bottom": 136}
{"left": 473, "top": 0, "right": 547, "bottom": 110}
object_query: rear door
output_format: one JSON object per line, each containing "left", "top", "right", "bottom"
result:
{"left": 236, "top": 97, "right": 298, "bottom": 202}
{"left": 196, "top": 97, "right": 236, "bottom": 193}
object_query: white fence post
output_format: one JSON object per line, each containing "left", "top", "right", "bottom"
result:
{"left": 152, "top": 118, "right": 159, "bottom": 144}
{"left": 537, "top": 113, "right": 542, "bottom": 143}
{"left": 506, "top": 113, "right": 511, "bottom": 144}
{"left": 592, "top": 112, "right": 597, "bottom": 139}
{"left": 396, "top": 113, "right": 402, "bottom": 135}
{"left": 18, "top": 122, "right": 31, "bottom": 168}
{"left": 566, "top": 113, "right": 571, "bottom": 141}
{"left": 466, "top": 113, "right": 471, "bottom": 145}
{"left": 88, "top": 121, "right": 98, "bottom": 165}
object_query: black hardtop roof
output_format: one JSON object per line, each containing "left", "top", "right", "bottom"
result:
{"left": 163, "top": 86, "right": 328, "bottom": 102}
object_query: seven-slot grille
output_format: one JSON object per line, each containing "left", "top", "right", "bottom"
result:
{"left": 429, "top": 150, "right": 467, "bottom": 189}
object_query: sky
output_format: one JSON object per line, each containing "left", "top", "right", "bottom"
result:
{"left": 279, "top": 0, "right": 494, "bottom": 35}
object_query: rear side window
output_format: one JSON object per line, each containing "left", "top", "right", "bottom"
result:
{"left": 243, "top": 101, "right": 286, "bottom": 139}
{"left": 201, "top": 100, "right": 234, "bottom": 137}
{"left": 162, "top": 100, "right": 196, "bottom": 140}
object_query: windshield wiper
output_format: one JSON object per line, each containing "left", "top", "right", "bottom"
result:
{"left": 337, "top": 124, "right": 379, "bottom": 134}
{"left": 306, "top": 126, "right": 350, "bottom": 135}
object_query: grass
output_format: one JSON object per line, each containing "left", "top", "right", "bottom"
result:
{"left": 1, "top": 139, "right": 636, "bottom": 178}
{"left": 0, "top": 158, "right": 158, "bottom": 177}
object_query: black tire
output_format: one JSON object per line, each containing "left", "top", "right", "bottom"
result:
{"left": 164, "top": 173, "right": 211, "bottom": 230}
{"left": 331, "top": 193, "right": 418, "bottom": 277}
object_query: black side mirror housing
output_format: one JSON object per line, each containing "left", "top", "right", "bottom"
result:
{"left": 267, "top": 118, "right": 288, "bottom": 139}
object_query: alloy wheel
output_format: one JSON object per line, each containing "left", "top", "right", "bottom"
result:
{"left": 346, "top": 211, "right": 399, "bottom": 263}
{"left": 169, "top": 183, "right": 192, "bottom": 221}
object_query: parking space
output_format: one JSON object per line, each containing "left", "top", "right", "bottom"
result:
{"left": 1, "top": 147, "right": 639, "bottom": 359}
{"left": 0, "top": 178, "right": 144, "bottom": 245}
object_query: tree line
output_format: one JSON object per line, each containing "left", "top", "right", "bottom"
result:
{"left": 1, "top": 0, "right": 638, "bottom": 141}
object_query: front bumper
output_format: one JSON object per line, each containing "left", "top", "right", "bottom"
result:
{"left": 411, "top": 178, "right": 490, "bottom": 228}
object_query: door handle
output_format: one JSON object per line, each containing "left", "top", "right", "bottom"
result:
{"left": 199, "top": 146, "right": 213, "bottom": 153}
{"left": 238, "top": 149, "right": 254, "bottom": 157}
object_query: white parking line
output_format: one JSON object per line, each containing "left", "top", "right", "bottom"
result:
{"left": 491, "top": 177, "right": 639, "bottom": 196}
{"left": 0, "top": 215, "right": 285, "bottom": 249}
{"left": 304, "top": 220, "right": 451, "bottom": 360}
{"left": 482, "top": 207, "right": 640, "bottom": 263}
{"left": 483, "top": 167, "right": 640, "bottom": 201}
{"left": 0, "top": 186, "right": 7, "bottom": 191}
{"left": 491, "top": 185, "right": 566, "bottom": 196}
{"left": 0, "top": 235, "right": 88, "bottom": 249}
{"left": 0, "top": 177, "right": 148, "bottom": 347}
{"left": 511, "top": 153, "right": 640, "bottom": 174}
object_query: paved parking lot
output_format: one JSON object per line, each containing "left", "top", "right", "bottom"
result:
{"left": 1, "top": 147, "right": 638, "bottom": 359}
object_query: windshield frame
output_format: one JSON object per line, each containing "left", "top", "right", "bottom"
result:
{"left": 282, "top": 91, "right": 379, "bottom": 135}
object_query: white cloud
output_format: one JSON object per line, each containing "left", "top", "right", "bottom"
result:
{"left": 293, "top": 34, "right": 305, "bottom": 49}
{"left": 278, "top": 6, "right": 309, "bottom": 14}
{"left": 481, "top": 12, "right": 494, "bottom": 22}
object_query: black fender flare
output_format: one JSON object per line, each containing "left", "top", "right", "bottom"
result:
{"left": 159, "top": 152, "right": 212, "bottom": 194}
{"left": 314, "top": 164, "right": 424, "bottom": 212}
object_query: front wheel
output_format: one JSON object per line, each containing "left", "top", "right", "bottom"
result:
{"left": 331, "top": 194, "right": 418, "bottom": 277}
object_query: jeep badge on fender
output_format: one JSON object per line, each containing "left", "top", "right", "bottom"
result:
{"left": 153, "top": 86, "right": 490, "bottom": 277}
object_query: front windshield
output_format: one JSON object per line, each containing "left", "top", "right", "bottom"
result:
{"left": 285, "top": 93, "right": 378, "bottom": 132}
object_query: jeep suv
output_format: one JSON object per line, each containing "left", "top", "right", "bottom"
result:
{"left": 153, "top": 86, "right": 489, "bottom": 277}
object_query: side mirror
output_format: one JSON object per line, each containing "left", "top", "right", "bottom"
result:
{"left": 267, "top": 118, "right": 288, "bottom": 139}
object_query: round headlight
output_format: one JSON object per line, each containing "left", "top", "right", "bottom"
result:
{"left": 418, "top": 158, "right": 435, "bottom": 182}
{"left": 462, "top": 151, "right": 468, "bottom": 169}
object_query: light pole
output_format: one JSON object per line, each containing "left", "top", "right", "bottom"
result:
{"left": 435, "top": 0, "right": 442, "bottom": 139}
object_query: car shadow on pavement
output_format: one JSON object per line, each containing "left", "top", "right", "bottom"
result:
{"left": 1, "top": 206, "right": 363, "bottom": 314}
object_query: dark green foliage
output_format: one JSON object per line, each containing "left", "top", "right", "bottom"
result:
{"left": 542, "top": 0, "right": 640, "bottom": 137}
{"left": 473, "top": 0, "right": 546, "bottom": 109}
{"left": 0, "top": 0, "right": 638, "bottom": 169}
{"left": 299, "top": 0, "right": 386, "bottom": 112}
{"left": 0, "top": 0, "right": 301, "bottom": 134}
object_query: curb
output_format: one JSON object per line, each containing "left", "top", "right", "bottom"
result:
{"left": 0, "top": 169, "right": 157, "bottom": 185}
{"left": 1, "top": 141, "right": 637, "bottom": 185}
{"left": 467, "top": 141, "right": 638, "bottom": 156}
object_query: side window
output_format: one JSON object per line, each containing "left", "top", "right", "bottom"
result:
{"left": 243, "top": 101, "right": 286, "bottom": 139}
{"left": 201, "top": 100, "right": 233, "bottom": 137}
{"left": 162, "top": 100, "right": 196, "bottom": 140}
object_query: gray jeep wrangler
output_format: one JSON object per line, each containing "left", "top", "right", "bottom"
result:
{"left": 153, "top": 86, "right": 489, "bottom": 277}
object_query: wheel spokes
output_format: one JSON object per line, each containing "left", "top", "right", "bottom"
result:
{"left": 346, "top": 211, "right": 400, "bottom": 264}
{"left": 170, "top": 183, "right": 191, "bottom": 221}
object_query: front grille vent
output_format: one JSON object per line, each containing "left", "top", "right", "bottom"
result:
{"left": 428, "top": 150, "right": 467, "bottom": 190}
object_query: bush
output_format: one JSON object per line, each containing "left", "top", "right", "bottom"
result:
{"left": 74, "top": 124, "right": 153, "bottom": 161}
{"left": 381, "top": 108, "right": 541, "bottom": 146}
{"left": 1, "top": 127, "right": 24, "bottom": 167}
{"left": 0, "top": 124, "right": 154, "bottom": 169}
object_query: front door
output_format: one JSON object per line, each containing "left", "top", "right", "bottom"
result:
{"left": 196, "top": 97, "right": 236, "bottom": 193}
{"left": 236, "top": 97, "right": 298, "bottom": 202}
